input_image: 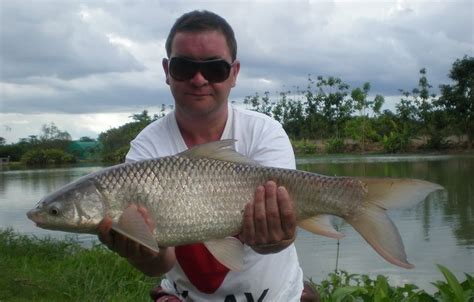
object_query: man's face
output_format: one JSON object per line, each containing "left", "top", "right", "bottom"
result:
{"left": 163, "top": 30, "right": 240, "bottom": 119}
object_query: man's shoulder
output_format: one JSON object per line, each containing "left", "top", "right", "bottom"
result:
{"left": 231, "top": 105, "right": 281, "bottom": 127}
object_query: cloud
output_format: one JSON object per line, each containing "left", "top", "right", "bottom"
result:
{"left": 0, "top": 0, "right": 472, "bottom": 143}
{"left": 1, "top": 1, "right": 144, "bottom": 81}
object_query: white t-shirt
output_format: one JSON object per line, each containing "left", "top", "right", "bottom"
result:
{"left": 126, "top": 104, "right": 303, "bottom": 302}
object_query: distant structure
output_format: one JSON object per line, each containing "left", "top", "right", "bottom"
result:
{"left": 0, "top": 156, "right": 10, "bottom": 165}
{"left": 67, "top": 141, "right": 101, "bottom": 160}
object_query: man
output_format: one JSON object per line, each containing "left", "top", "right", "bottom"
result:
{"left": 98, "top": 10, "right": 310, "bottom": 301}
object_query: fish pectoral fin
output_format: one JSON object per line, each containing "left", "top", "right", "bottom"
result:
{"left": 111, "top": 207, "right": 159, "bottom": 253}
{"left": 346, "top": 206, "right": 414, "bottom": 269}
{"left": 298, "top": 215, "right": 345, "bottom": 239}
{"left": 204, "top": 237, "right": 244, "bottom": 271}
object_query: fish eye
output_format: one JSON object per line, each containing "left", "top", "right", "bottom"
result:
{"left": 49, "top": 206, "right": 60, "bottom": 216}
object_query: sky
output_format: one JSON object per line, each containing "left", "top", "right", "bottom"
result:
{"left": 0, "top": 0, "right": 473, "bottom": 143}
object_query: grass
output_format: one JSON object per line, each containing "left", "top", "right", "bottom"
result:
{"left": 1, "top": 228, "right": 473, "bottom": 302}
{"left": 0, "top": 229, "right": 159, "bottom": 301}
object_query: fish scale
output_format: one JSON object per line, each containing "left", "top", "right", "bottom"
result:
{"left": 91, "top": 155, "right": 367, "bottom": 246}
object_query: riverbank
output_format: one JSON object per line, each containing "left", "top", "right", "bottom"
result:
{"left": 291, "top": 136, "right": 472, "bottom": 155}
{"left": 1, "top": 229, "right": 472, "bottom": 301}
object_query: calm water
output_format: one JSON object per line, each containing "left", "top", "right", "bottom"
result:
{"left": 1, "top": 154, "right": 473, "bottom": 292}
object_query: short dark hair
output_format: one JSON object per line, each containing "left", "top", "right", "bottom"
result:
{"left": 165, "top": 10, "right": 237, "bottom": 61}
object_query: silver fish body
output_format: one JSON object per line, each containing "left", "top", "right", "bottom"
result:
{"left": 92, "top": 156, "right": 365, "bottom": 246}
{"left": 27, "top": 140, "right": 443, "bottom": 269}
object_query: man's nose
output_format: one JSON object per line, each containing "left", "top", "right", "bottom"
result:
{"left": 189, "top": 70, "right": 208, "bottom": 86}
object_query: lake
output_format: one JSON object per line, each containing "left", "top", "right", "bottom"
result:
{"left": 1, "top": 154, "right": 473, "bottom": 293}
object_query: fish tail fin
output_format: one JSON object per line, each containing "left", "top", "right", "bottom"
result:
{"left": 346, "top": 178, "right": 443, "bottom": 269}
{"left": 346, "top": 205, "right": 413, "bottom": 268}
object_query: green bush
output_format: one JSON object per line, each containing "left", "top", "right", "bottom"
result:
{"left": 21, "top": 149, "right": 76, "bottom": 165}
{"left": 325, "top": 138, "right": 345, "bottom": 154}
{"left": 382, "top": 131, "right": 411, "bottom": 153}
{"left": 292, "top": 140, "right": 317, "bottom": 154}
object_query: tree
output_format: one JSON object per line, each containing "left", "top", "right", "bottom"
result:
{"left": 243, "top": 92, "right": 273, "bottom": 116}
{"left": 272, "top": 91, "right": 305, "bottom": 139}
{"left": 396, "top": 68, "right": 439, "bottom": 149}
{"left": 438, "top": 55, "right": 474, "bottom": 148}
{"left": 0, "top": 137, "right": 5, "bottom": 146}
{"left": 40, "top": 122, "right": 72, "bottom": 141}
{"left": 348, "top": 82, "right": 384, "bottom": 152}
{"left": 315, "top": 76, "right": 353, "bottom": 139}
{"left": 79, "top": 136, "right": 96, "bottom": 142}
{"left": 99, "top": 110, "right": 159, "bottom": 163}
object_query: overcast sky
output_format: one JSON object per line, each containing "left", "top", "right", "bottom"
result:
{"left": 1, "top": 0, "right": 472, "bottom": 143}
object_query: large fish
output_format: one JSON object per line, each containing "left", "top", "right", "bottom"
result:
{"left": 27, "top": 140, "right": 443, "bottom": 271}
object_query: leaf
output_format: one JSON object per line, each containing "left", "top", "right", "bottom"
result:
{"left": 332, "top": 286, "right": 366, "bottom": 302}
{"left": 437, "top": 264, "right": 465, "bottom": 301}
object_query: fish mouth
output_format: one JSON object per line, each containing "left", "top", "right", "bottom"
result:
{"left": 26, "top": 208, "right": 44, "bottom": 226}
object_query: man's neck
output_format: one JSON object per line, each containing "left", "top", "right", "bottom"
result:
{"left": 175, "top": 105, "right": 229, "bottom": 148}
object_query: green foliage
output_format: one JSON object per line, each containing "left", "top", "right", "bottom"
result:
{"left": 98, "top": 110, "right": 157, "bottom": 163}
{"left": 312, "top": 268, "right": 473, "bottom": 301}
{"left": 0, "top": 123, "right": 73, "bottom": 162}
{"left": 244, "top": 91, "right": 273, "bottom": 116}
{"left": 40, "top": 122, "right": 71, "bottom": 141}
{"left": 433, "top": 264, "right": 474, "bottom": 302}
{"left": 382, "top": 131, "right": 410, "bottom": 154}
{"left": 0, "top": 229, "right": 158, "bottom": 301}
{"left": 437, "top": 55, "right": 474, "bottom": 148}
{"left": 292, "top": 139, "right": 317, "bottom": 154}
{"left": 325, "top": 137, "right": 345, "bottom": 154}
{"left": 21, "top": 149, "right": 76, "bottom": 165}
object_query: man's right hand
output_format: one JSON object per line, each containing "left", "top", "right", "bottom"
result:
{"left": 97, "top": 208, "right": 176, "bottom": 277}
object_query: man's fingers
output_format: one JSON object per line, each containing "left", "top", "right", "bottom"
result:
{"left": 253, "top": 185, "right": 268, "bottom": 244}
{"left": 265, "top": 181, "right": 283, "bottom": 241}
{"left": 277, "top": 186, "right": 296, "bottom": 239}
{"left": 241, "top": 202, "right": 255, "bottom": 245}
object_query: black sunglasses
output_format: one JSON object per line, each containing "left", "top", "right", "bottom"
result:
{"left": 168, "top": 57, "right": 233, "bottom": 83}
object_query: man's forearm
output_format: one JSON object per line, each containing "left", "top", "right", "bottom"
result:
{"left": 128, "top": 247, "right": 176, "bottom": 277}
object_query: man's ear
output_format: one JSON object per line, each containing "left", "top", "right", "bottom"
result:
{"left": 230, "top": 59, "right": 240, "bottom": 88}
{"left": 162, "top": 58, "right": 170, "bottom": 85}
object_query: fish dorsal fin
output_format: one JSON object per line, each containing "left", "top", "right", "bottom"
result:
{"left": 204, "top": 237, "right": 244, "bottom": 271}
{"left": 298, "top": 215, "right": 345, "bottom": 239}
{"left": 111, "top": 206, "right": 159, "bottom": 253}
{"left": 179, "top": 139, "right": 258, "bottom": 165}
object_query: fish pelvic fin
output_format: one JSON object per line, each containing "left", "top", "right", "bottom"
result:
{"left": 111, "top": 206, "right": 159, "bottom": 253}
{"left": 298, "top": 215, "right": 345, "bottom": 239}
{"left": 179, "top": 139, "right": 258, "bottom": 165}
{"left": 204, "top": 237, "right": 244, "bottom": 271}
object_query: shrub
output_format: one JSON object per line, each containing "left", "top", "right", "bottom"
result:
{"left": 21, "top": 149, "right": 76, "bottom": 165}
{"left": 325, "top": 138, "right": 345, "bottom": 154}
{"left": 292, "top": 140, "right": 317, "bottom": 154}
{"left": 382, "top": 131, "right": 411, "bottom": 153}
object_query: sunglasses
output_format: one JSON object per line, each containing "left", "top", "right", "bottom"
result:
{"left": 168, "top": 57, "right": 233, "bottom": 83}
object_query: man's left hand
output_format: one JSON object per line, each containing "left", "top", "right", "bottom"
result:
{"left": 240, "top": 181, "right": 297, "bottom": 254}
